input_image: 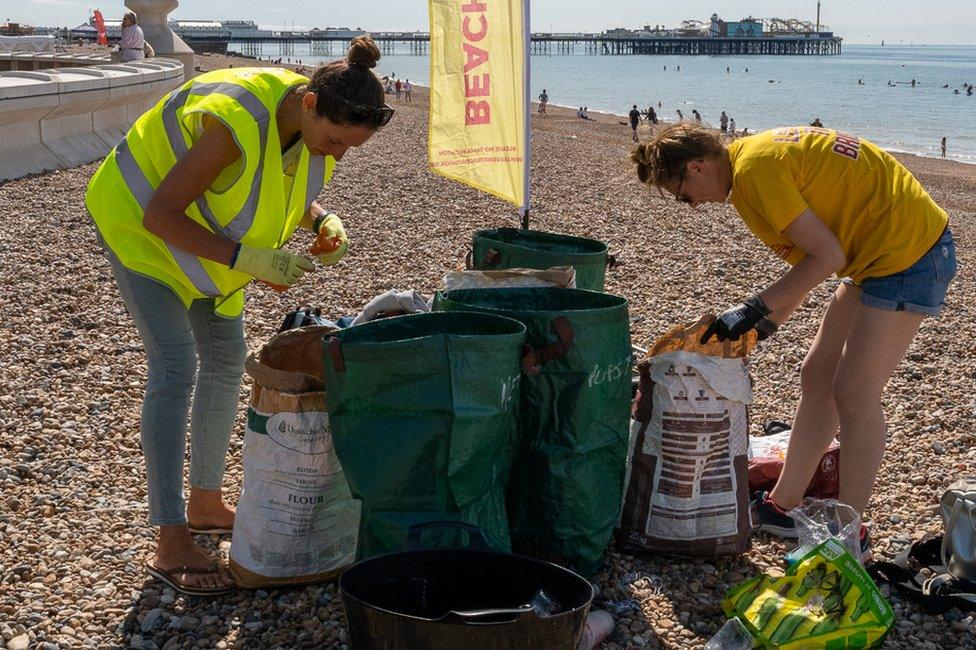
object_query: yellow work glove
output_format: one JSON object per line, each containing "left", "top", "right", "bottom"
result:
{"left": 230, "top": 243, "right": 315, "bottom": 289}
{"left": 310, "top": 213, "right": 348, "bottom": 265}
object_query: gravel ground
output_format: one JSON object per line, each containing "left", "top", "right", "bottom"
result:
{"left": 1, "top": 53, "right": 974, "bottom": 649}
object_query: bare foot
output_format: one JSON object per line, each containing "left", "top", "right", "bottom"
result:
{"left": 186, "top": 486, "right": 236, "bottom": 530}
{"left": 152, "top": 526, "right": 235, "bottom": 592}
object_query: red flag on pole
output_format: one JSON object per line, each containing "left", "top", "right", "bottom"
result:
{"left": 93, "top": 9, "right": 108, "bottom": 46}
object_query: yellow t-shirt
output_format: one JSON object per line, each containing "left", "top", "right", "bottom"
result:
{"left": 727, "top": 127, "right": 947, "bottom": 283}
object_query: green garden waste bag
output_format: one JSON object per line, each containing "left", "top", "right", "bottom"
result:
{"left": 471, "top": 228, "right": 610, "bottom": 291}
{"left": 434, "top": 288, "right": 632, "bottom": 575}
{"left": 322, "top": 311, "right": 526, "bottom": 559}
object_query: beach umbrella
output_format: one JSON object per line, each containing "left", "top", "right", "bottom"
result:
{"left": 428, "top": 0, "right": 531, "bottom": 229}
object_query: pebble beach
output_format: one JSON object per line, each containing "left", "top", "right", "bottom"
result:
{"left": 0, "top": 51, "right": 974, "bottom": 649}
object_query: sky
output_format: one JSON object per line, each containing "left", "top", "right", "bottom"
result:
{"left": 7, "top": 1, "right": 975, "bottom": 45}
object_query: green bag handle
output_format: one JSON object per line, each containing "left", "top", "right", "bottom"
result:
{"left": 520, "top": 317, "right": 575, "bottom": 375}
{"left": 328, "top": 336, "right": 346, "bottom": 373}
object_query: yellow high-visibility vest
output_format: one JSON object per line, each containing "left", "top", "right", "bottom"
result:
{"left": 85, "top": 68, "right": 335, "bottom": 317}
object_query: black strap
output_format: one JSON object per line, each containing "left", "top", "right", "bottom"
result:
{"left": 869, "top": 534, "right": 976, "bottom": 614}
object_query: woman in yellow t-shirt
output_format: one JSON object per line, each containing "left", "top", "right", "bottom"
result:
{"left": 632, "top": 124, "right": 957, "bottom": 556}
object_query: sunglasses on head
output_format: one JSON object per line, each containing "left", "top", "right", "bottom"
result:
{"left": 322, "top": 91, "right": 395, "bottom": 127}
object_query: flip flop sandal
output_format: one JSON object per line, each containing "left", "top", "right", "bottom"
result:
{"left": 187, "top": 524, "right": 233, "bottom": 535}
{"left": 145, "top": 561, "right": 235, "bottom": 596}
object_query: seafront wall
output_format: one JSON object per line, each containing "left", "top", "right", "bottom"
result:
{"left": 0, "top": 51, "right": 111, "bottom": 72}
{"left": 0, "top": 58, "right": 183, "bottom": 183}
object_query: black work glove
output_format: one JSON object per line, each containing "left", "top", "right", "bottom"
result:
{"left": 701, "top": 295, "right": 778, "bottom": 344}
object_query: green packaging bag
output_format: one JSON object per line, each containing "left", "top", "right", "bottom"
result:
{"left": 322, "top": 312, "right": 526, "bottom": 559}
{"left": 434, "top": 288, "right": 632, "bottom": 575}
{"left": 723, "top": 538, "right": 894, "bottom": 649}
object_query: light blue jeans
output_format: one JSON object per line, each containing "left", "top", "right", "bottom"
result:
{"left": 104, "top": 249, "right": 246, "bottom": 526}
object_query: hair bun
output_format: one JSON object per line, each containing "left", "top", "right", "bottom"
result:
{"left": 347, "top": 35, "right": 381, "bottom": 69}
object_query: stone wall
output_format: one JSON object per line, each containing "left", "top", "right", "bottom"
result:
{"left": 0, "top": 58, "right": 183, "bottom": 182}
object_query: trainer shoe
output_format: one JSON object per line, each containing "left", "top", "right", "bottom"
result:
{"left": 749, "top": 491, "right": 798, "bottom": 538}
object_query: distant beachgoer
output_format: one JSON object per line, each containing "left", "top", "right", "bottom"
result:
{"left": 646, "top": 106, "right": 658, "bottom": 125}
{"left": 538, "top": 89, "right": 549, "bottom": 114}
{"left": 394, "top": 78, "right": 402, "bottom": 99}
{"left": 577, "top": 107, "right": 583, "bottom": 118}
{"left": 727, "top": 66, "right": 730, "bottom": 73}
{"left": 404, "top": 79, "right": 412, "bottom": 102}
{"left": 955, "top": 89, "right": 961, "bottom": 94}
{"left": 941, "top": 136, "right": 947, "bottom": 158}
{"left": 677, "top": 65, "right": 681, "bottom": 72}
{"left": 811, "top": 117, "right": 824, "bottom": 128}
{"left": 676, "top": 109, "right": 684, "bottom": 122}
{"left": 658, "top": 101, "right": 662, "bottom": 108}
{"left": 858, "top": 78, "right": 865, "bottom": 85}
{"left": 728, "top": 117, "right": 736, "bottom": 137}
{"left": 631, "top": 123, "right": 955, "bottom": 555}
{"left": 119, "top": 11, "right": 145, "bottom": 62}
{"left": 629, "top": 105, "right": 641, "bottom": 141}
{"left": 720, "top": 111, "right": 729, "bottom": 134}
{"left": 911, "top": 79, "right": 917, "bottom": 88}
{"left": 582, "top": 106, "right": 591, "bottom": 120}
{"left": 741, "top": 127, "right": 750, "bottom": 137}
{"left": 663, "top": 65, "right": 667, "bottom": 71}
{"left": 968, "top": 86, "right": 974, "bottom": 96}
{"left": 692, "top": 109, "right": 702, "bottom": 123}
{"left": 384, "top": 79, "right": 393, "bottom": 94}
{"left": 745, "top": 67, "right": 749, "bottom": 72}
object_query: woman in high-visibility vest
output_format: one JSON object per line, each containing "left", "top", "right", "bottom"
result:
{"left": 632, "top": 123, "right": 956, "bottom": 562}
{"left": 85, "top": 36, "right": 393, "bottom": 595}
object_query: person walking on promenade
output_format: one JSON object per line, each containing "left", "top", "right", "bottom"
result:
{"left": 538, "top": 88, "right": 549, "bottom": 114}
{"left": 941, "top": 136, "right": 947, "bottom": 158}
{"left": 629, "top": 105, "right": 641, "bottom": 142}
{"left": 118, "top": 11, "right": 145, "bottom": 62}
{"left": 85, "top": 36, "right": 394, "bottom": 596}
{"left": 631, "top": 124, "right": 956, "bottom": 560}
{"left": 404, "top": 79, "right": 412, "bottom": 102}
{"left": 394, "top": 78, "right": 402, "bottom": 99}
{"left": 720, "top": 110, "right": 729, "bottom": 134}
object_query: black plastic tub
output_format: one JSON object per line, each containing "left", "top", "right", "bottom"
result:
{"left": 339, "top": 522, "right": 594, "bottom": 649}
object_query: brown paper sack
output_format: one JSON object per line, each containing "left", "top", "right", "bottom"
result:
{"left": 229, "top": 326, "right": 361, "bottom": 588}
{"left": 617, "top": 315, "right": 755, "bottom": 557}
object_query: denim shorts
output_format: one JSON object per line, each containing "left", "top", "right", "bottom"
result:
{"left": 843, "top": 228, "right": 957, "bottom": 316}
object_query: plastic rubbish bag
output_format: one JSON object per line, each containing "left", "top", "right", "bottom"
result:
{"left": 789, "top": 498, "right": 862, "bottom": 566}
{"left": 723, "top": 539, "right": 894, "bottom": 649}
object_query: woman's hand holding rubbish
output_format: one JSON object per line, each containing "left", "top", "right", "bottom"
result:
{"left": 311, "top": 213, "right": 348, "bottom": 265}
{"left": 701, "top": 295, "right": 778, "bottom": 343}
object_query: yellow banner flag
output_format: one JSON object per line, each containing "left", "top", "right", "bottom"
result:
{"left": 428, "top": 0, "right": 526, "bottom": 207}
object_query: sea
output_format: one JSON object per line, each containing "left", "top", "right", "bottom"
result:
{"left": 235, "top": 43, "right": 976, "bottom": 164}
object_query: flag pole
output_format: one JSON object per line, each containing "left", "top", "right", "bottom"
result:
{"left": 520, "top": 0, "right": 531, "bottom": 230}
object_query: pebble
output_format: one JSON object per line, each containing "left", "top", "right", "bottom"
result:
{"left": 141, "top": 608, "right": 163, "bottom": 634}
{"left": 7, "top": 635, "right": 29, "bottom": 650}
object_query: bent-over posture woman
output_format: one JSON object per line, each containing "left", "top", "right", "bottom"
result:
{"left": 632, "top": 124, "right": 956, "bottom": 559}
{"left": 86, "top": 37, "right": 393, "bottom": 595}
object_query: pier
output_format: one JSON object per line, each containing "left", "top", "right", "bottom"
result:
{"left": 228, "top": 31, "right": 841, "bottom": 57}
